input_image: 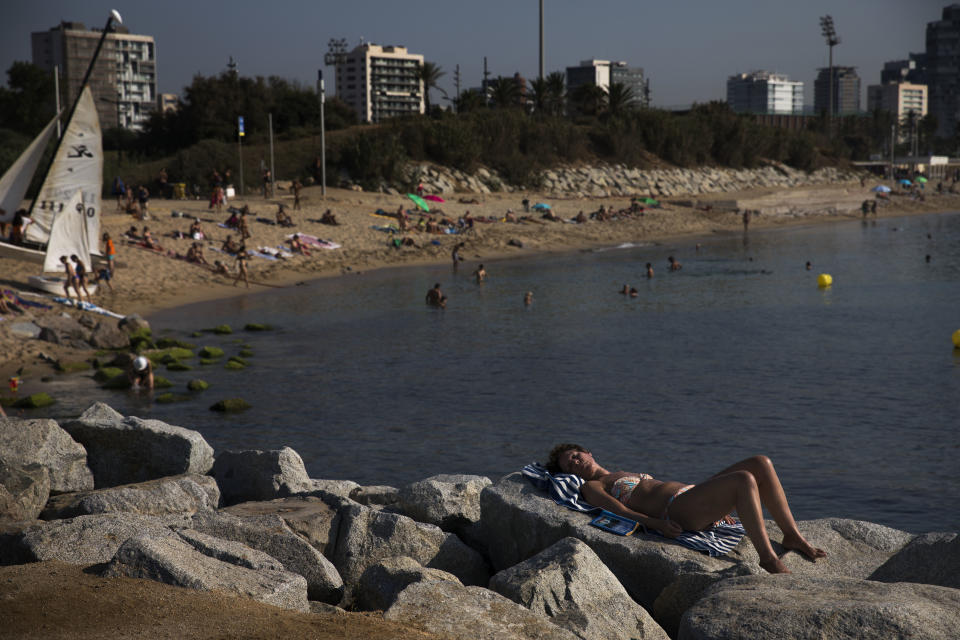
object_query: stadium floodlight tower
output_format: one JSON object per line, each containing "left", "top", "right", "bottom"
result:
{"left": 819, "top": 15, "right": 840, "bottom": 126}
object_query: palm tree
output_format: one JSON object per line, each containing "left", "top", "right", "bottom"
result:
{"left": 488, "top": 76, "right": 521, "bottom": 109}
{"left": 456, "top": 89, "right": 485, "bottom": 114}
{"left": 606, "top": 82, "right": 636, "bottom": 119}
{"left": 419, "top": 61, "right": 445, "bottom": 115}
{"left": 569, "top": 83, "right": 607, "bottom": 118}
{"left": 528, "top": 77, "right": 548, "bottom": 115}
{"left": 545, "top": 71, "right": 566, "bottom": 116}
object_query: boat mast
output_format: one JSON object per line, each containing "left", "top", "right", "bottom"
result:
{"left": 28, "top": 10, "right": 122, "bottom": 215}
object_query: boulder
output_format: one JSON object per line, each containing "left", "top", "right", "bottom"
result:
{"left": 88, "top": 320, "right": 130, "bottom": 349}
{"left": 398, "top": 474, "right": 490, "bottom": 543}
{"left": 212, "top": 448, "right": 313, "bottom": 506}
{"left": 350, "top": 485, "right": 401, "bottom": 508}
{"left": 220, "top": 496, "right": 341, "bottom": 556}
{"left": 176, "top": 528, "right": 286, "bottom": 571}
{"left": 118, "top": 314, "right": 151, "bottom": 334}
{"left": 384, "top": 580, "right": 578, "bottom": 640}
{"left": 8, "top": 321, "right": 41, "bottom": 339}
{"left": 62, "top": 403, "right": 214, "bottom": 488}
{"left": 309, "top": 479, "right": 361, "bottom": 500}
{"left": 183, "top": 511, "right": 343, "bottom": 604}
{"left": 35, "top": 314, "right": 90, "bottom": 347}
{"left": 355, "top": 555, "right": 462, "bottom": 611}
{"left": 0, "top": 417, "right": 93, "bottom": 493}
{"left": 12, "top": 512, "right": 186, "bottom": 565}
{"left": 101, "top": 532, "right": 309, "bottom": 612}
{"left": 678, "top": 575, "right": 960, "bottom": 640}
{"left": 0, "top": 459, "right": 50, "bottom": 522}
{"left": 209, "top": 398, "right": 251, "bottom": 412}
{"left": 331, "top": 501, "right": 489, "bottom": 602}
{"left": 490, "top": 537, "right": 669, "bottom": 640}
{"left": 40, "top": 473, "right": 220, "bottom": 520}
{"left": 869, "top": 532, "right": 960, "bottom": 589}
{"left": 11, "top": 393, "right": 55, "bottom": 409}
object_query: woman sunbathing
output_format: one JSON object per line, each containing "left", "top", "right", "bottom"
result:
{"left": 546, "top": 444, "right": 826, "bottom": 574}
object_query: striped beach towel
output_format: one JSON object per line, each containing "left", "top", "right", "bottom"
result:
{"left": 521, "top": 463, "right": 745, "bottom": 557}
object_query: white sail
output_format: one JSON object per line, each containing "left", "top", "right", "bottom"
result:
{"left": 43, "top": 190, "right": 90, "bottom": 274}
{"left": 26, "top": 86, "right": 102, "bottom": 254}
{"left": 0, "top": 115, "right": 59, "bottom": 223}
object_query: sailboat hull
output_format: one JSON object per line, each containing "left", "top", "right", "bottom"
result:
{"left": 0, "top": 239, "right": 45, "bottom": 263}
{"left": 27, "top": 275, "right": 98, "bottom": 297}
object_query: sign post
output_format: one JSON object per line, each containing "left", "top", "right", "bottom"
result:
{"left": 238, "top": 116, "right": 245, "bottom": 200}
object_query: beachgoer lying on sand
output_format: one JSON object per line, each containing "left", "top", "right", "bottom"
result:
{"left": 142, "top": 227, "right": 157, "bottom": 249}
{"left": 575, "top": 211, "right": 587, "bottom": 224}
{"left": 221, "top": 235, "right": 240, "bottom": 255}
{"left": 186, "top": 242, "right": 208, "bottom": 265}
{"left": 287, "top": 234, "right": 311, "bottom": 256}
{"left": 276, "top": 204, "right": 294, "bottom": 227}
{"left": 320, "top": 209, "right": 340, "bottom": 226}
{"left": 542, "top": 209, "right": 562, "bottom": 222}
{"left": 212, "top": 260, "right": 229, "bottom": 276}
{"left": 0, "top": 295, "right": 24, "bottom": 315}
{"left": 504, "top": 209, "right": 518, "bottom": 223}
{"left": 123, "top": 226, "right": 139, "bottom": 242}
{"left": 546, "top": 444, "right": 827, "bottom": 574}
{"left": 127, "top": 355, "right": 154, "bottom": 390}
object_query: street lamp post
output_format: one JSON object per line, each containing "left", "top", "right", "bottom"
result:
{"left": 321, "top": 38, "right": 348, "bottom": 198}
{"left": 819, "top": 15, "right": 840, "bottom": 129}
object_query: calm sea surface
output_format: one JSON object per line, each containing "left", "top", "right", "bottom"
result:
{"left": 28, "top": 212, "right": 960, "bottom": 533}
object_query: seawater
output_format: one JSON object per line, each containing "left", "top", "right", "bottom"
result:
{"left": 30, "top": 212, "right": 960, "bottom": 533}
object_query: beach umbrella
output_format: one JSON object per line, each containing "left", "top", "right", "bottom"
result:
{"left": 424, "top": 194, "right": 445, "bottom": 203}
{"left": 532, "top": 202, "right": 551, "bottom": 210}
{"left": 639, "top": 197, "right": 660, "bottom": 205}
{"left": 406, "top": 193, "right": 430, "bottom": 212}
{"left": 916, "top": 176, "right": 928, "bottom": 183}
{"left": 871, "top": 185, "right": 891, "bottom": 193}
{"left": 899, "top": 179, "right": 912, "bottom": 186}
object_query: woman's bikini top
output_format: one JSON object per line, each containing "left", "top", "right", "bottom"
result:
{"left": 610, "top": 474, "right": 652, "bottom": 505}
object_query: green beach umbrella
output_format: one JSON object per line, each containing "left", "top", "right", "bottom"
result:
{"left": 916, "top": 176, "right": 928, "bottom": 183}
{"left": 406, "top": 193, "right": 430, "bottom": 212}
{"left": 639, "top": 197, "right": 660, "bottom": 205}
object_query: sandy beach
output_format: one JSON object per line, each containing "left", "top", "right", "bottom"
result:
{"left": 1, "top": 180, "right": 957, "bottom": 383}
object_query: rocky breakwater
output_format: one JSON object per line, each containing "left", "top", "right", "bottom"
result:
{"left": 398, "top": 161, "right": 863, "bottom": 203}
{"left": 1, "top": 405, "right": 958, "bottom": 639}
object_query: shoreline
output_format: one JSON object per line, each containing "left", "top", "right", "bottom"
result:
{"left": 2, "top": 181, "right": 957, "bottom": 384}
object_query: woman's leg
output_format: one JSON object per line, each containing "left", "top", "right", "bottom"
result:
{"left": 666, "top": 471, "right": 789, "bottom": 573}
{"left": 710, "top": 456, "right": 826, "bottom": 560}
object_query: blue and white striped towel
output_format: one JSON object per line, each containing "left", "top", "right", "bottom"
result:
{"left": 522, "top": 463, "right": 746, "bottom": 557}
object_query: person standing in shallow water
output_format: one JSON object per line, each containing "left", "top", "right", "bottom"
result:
{"left": 546, "top": 444, "right": 827, "bottom": 574}
{"left": 646, "top": 263, "right": 654, "bottom": 279}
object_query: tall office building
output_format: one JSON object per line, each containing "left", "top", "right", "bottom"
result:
{"left": 566, "top": 59, "right": 646, "bottom": 103}
{"left": 726, "top": 71, "right": 804, "bottom": 114}
{"left": 335, "top": 44, "right": 424, "bottom": 124}
{"left": 867, "top": 83, "right": 928, "bottom": 141}
{"left": 813, "top": 66, "right": 861, "bottom": 116}
{"left": 925, "top": 4, "right": 960, "bottom": 138}
{"left": 880, "top": 56, "right": 926, "bottom": 85}
{"left": 32, "top": 21, "right": 158, "bottom": 131}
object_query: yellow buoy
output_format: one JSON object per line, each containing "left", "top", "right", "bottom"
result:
{"left": 817, "top": 273, "right": 833, "bottom": 288}
{"left": 953, "top": 329, "right": 960, "bottom": 348}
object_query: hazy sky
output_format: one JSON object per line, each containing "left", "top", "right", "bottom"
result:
{"left": 0, "top": 0, "right": 949, "bottom": 109}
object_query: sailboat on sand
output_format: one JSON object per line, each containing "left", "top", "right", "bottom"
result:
{"left": 0, "top": 10, "right": 121, "bottom": 297}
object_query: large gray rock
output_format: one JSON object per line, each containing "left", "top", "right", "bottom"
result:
{"left": 399, "top": 474, "right": 490, "bottom": 545}
{"left": 40, "top": 474, "right": 219, "bottom": 520}
{"left": 221, "top": 496, "right": 340, "bottom": 556}
{"left": 332, "top": 501, "right": 490, "bottom": 602}
{"left": 309, "top": 478, "right": 360, "bottom": 499}
{"left": 0, "top": 418, "right": 93, "bottom": 493}
{"left": 101, "top": 532, "right": 309, "bottom": 612}
{"left": 350, "top": 484, "right": 401, "bottom": 508}
{"left": 869, "top": 532, "right": 960, "bottom": 589}
{"left": 490, "top": 537, "right": 669, "bottom": 640}
{"left": 384, "top": 580, "right": 578, "bottom": 640}
{"left": 679, "top": 575, "right": 960, "bottom": 640}
{"left": 183, "top": 511, "right": 343, "bottom": 604}
{"left": 482, "top": 473, "right": 914, "bottom": 636}
{"left": 356, "top": 555, "right": 462, "bottom": 612}
{"left": 12, "top": 513, "right": 186, "bottom": 565}
{"left": 62, "top": 403, "right": 214, "bottom": 488}
{"left": 212, "top": 447, "right": 313, "bottom": 506}
{"left": 176, "top": 528, "right": 286, "bottom": 571}
{"left": 88, "top": 320, "right": 131, "bottom": 349}
{"left": 35, "top": 314, "right": 91, "bottom": 347}
{"left": 0, "top": 459, "right": 49, "bottom": 522}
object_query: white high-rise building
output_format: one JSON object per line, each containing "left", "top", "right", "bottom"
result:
{"left": 335, "top": 44, "right": 424, "bottom": 123}
{"left": 32, "top": 22, "right": 158, "bottom": 131}
{"left": 727, "top": 71, "right": 804, "bottom": 115}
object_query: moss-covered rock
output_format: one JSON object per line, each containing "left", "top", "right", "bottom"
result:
{"left": 56, "top": 360, "right": 91, "bottom": 373}
{"left": 227, "top": 356, "right": 248, "bottom": 366}
{"left": 205, "top": 324, "right": 232, "bottom": 335}
{"left": 190, "top": 331, "right": 203, "bottom": 338}
{"left": 155, "top": 392, "right": 190, "bottom": 404}
{"left": 224, "top": 360, "right": 246, "bottom": 370}
{"left": 94, "top": 367, "right": 125, "bottom": 382}
{"left": 199, "top": 358, "right": 219, "bottom": 365}
{"left": 129, "top": 336, "right": 156, "bottom": 352}
{"left": 0, "top": 396, "right": 17, "bottom": 407}
{"left": 238, "top": 349, "right": 254, "bottom": 358}
{"left": 187, "top": 379, "right": 209, "bottom": 392}
{"left": 166, "top": 362, "right": 193, "bottom": 372}
{"left": 128, "top": 327, "right": 153, "bottom": 340}
{"left": 244, "top": 323, "right": 274, "bottom": 332}
{"left": 155, "top": 338, "right": 197, "bottom": 350}
{"left": 101, "top": 374, "right": 132, "bottom": 390}
{"left": 209, "top": 398, "right": 251, "bottom": 412}
{"left": 13, "top": 392, "right": 55, "bottom": 409}
{"left": 153, "top": 376, "right": 173, "bottom": 389}
{"left": 198, "top": 346, "right": 224, "bottom": 359}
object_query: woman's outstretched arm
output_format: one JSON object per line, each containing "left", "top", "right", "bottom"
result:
{"left": 580, "top": 481, "right": 682, "bottom": 537}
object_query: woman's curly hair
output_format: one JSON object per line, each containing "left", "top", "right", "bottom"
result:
{"left": 545, "top": 443, "right": 588, "bottom": 473}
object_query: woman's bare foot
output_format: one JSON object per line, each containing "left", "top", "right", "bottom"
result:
{"left": 759, "top": 557, "right": 791, "bottom": 574}
{"left": 781, "top": 535, "right": 827, "bottom": 561}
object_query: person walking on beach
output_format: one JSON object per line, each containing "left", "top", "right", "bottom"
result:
{"left": 102, "top": 232, "right": 116, "bottom": 276}
{"left": 262, "top": 168, "right": 272, "bottom": 198}
{"left": 292, "top": 180, "right": 302, "bottom": 210}
{"left": 137, "top": 185, "right": 150, "bottom": 220}
{"left": 71, "top": 255, "right": 93, "bottom": 303}
{"left": 60, "top": 255, "right": 79, "bottom": 300}
{"left": 233, "top": 247, "right": 250, "bottom": 288}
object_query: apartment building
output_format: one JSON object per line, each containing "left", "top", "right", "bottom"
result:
{"left": 335, "top": 44, "right": 424, "bottom": 123}
{"left": 813, "top": 66, "right": 861, "bottom": 116}
{"left": 726, "top": 71, "right": 804, "bottom": 115}
{"left": 566, "top": 59, "right": 646, "bottom": 102}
